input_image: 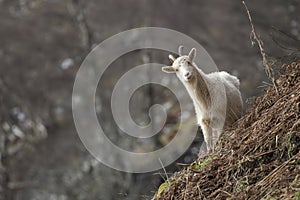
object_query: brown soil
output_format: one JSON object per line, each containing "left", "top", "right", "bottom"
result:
{"left": 153, "top": 61, "right": 300, "bottom": 200}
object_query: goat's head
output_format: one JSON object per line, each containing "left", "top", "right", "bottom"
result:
{"left": 162, "top": 46, "right": 197, "bottom": 82}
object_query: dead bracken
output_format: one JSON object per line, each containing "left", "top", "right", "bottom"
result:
{"left": 153, "top": 61, "right": 300, "bottom": 200}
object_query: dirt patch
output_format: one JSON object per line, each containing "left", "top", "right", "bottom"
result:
{"left": 153, "top": 61, "right": 300, "bottom": 200}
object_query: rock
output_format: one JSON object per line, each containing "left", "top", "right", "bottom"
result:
{"left": 11, "top": 125, "right": 25, "bottom": 139}
{"left": 61, "top": 58, "right": 74, "bottom": 70}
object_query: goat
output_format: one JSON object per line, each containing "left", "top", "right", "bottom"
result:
{"left": 162, "top": 46, "right": 243, "bottom": 152}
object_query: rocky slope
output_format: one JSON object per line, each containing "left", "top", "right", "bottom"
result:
{"left": 153, "top": 61, "right": 300, "bottom": 200}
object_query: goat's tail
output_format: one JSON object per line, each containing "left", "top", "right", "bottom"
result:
{"left": 221, "top": 71, "right": 240, "bottom": 89}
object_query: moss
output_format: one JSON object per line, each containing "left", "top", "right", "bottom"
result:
{"left": 293, "top": 191, "right": 300, "bottom": 200}
{"left": 262, "top": 197, "right": 277, "bottom": 200}
{"left": 157, "top": 182, "right": 169, "bottom": 197}
{"left": 236, "top": 179, "right": 249, "bottom": 192}
{"left": 189, "top": 157, "right": 212, "bottom": 170}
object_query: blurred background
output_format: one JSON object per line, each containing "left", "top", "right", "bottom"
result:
{"left": 0, "top": 0, "right": 299, "bottom": 199}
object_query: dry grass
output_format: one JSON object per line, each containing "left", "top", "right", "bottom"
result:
{"left": 153, "top": 61, "right": 300, "bottom": 200}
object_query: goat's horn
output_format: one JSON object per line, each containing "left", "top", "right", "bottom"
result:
{"left": 178, "top": 45, "right": 184, "bottom": 56}
{"left": 169, "top": 54, "right": 175, "bottom": 63}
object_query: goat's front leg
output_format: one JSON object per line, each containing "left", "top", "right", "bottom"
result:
{"left": 200, "top": 119, "right": 213, "bottom": 153}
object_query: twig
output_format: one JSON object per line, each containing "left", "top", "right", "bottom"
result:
{"left": 70, "top": 0, "right": 92, "bottom": 52}
{"left": 158, "top": 158, "right": 170, "bottom": 185}
{"left": 271, "top": 26, "right": 300, "bottom": 42}
{"left": 255, "top": 152, "right": 298, "bottom": 187}
{"left": 242, "top": 1, "right": 278, "bottom": 94}
{"left": 0, "top": 128, "right": 9, "bottom": 200}
{"left": 270, "top": 28, "right": 300, "bottom": 51}
{"left": 270, "top": 33, "right": 299, "bottom": 51}
{"left": 219, "top": 190, "right": 233, "bottom": 197}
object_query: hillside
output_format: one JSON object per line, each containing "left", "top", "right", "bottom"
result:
{"left": 153, "top": 61, "right": 300, "bottom": 200}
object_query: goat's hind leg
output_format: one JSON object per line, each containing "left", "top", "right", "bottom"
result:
{"left": 212, "top": 129, "right": 222, "bottom": 151}
{"left": 206, "top": 127, "right": 213, "bottom": 153}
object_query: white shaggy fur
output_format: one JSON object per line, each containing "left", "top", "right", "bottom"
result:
{"left": 162, "top": 46, "right": 243, "bottom": 152}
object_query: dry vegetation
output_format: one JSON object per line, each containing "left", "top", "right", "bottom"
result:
{"left": 153, "top": 61, "right": 300, "bottom": 200}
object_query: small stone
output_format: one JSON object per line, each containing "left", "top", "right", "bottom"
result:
{"left": 11, "top": 107, "right": 26, "bottom": 122}
{"left": 35, "top": 122, "right": 47, "bottom": 139}
{"left": 90, "top": 159, "right": 100, "bottom": 167}
{"left": 2, "top": 122, "right": 10, "bottom": 132}
{"left": 82, "top": 161, "right": 91, "bottom": 173}
{"left": 291, "top": 20, "right": 297, "bottom": 27}
{"left": 17, "top": 112, "right": 26, "bottom": 122}
{"left": 163, "top": 102, "right": 173, "bottom": 110}
{"left": 61, "top": 58, "right": 74, "bottom": 70}
{"left": 52, "top": 106, "right": 66, "bottom": 125}
{"left": 11, "top": 125, "right": 25, "bottom": 138}
{"left": 8, "top": 133, "right": 17, "bottom": 142}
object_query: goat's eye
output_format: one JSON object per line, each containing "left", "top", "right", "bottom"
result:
{"left": 175, "top": 69, "right": 178, "bottom": 72}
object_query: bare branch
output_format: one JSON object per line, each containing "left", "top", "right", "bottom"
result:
{"left": 242, "top": 1, "right": 278, "bottom": 94}
{"left": 70, "top": 0, "right": 92, "bottom": 52}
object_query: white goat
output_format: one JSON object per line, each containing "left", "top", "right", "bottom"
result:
{"left": 162, "top": 46, "right": 243, "bottom": 152}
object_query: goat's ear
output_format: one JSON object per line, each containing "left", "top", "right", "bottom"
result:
{"left": 169, "top": 54, "right": 176, "bottom": 63}
{"left": 162, "top": 66, "right": 175, "bottom": 73}
{"left": 188, "top": 48, "right": 197, "bottom": 62}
